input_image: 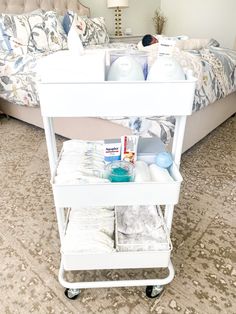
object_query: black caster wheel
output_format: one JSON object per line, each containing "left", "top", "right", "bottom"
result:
{"left": 146, "top": 285, "right": 164, "bottom": 298}
{"left": 64, "top": 288, "right": 80, "bottom": 300}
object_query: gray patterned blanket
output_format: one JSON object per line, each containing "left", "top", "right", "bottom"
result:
{"left": 0, "top": 45, "right": 235, "bottom": 143}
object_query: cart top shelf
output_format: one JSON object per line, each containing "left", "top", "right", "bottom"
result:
{"left": 39, "top": 77, "right": 197, "bottom": 118}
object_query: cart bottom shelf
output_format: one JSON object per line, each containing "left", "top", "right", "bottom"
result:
{"left": 62, "top": 250, "right": 171, "bottom": 271}
{"left": 61, "top": 205, "right": 172, "bottom": 271}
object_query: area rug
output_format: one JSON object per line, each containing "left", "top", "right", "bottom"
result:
{"left": 0, "top": 115, "right": 235, "bottom": 314}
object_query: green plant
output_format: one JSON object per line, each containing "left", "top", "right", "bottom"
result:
{"left": 153, "top": 9, "right": 167, "bottom": 34}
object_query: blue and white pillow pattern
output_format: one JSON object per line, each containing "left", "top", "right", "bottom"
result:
{"left": 0, "top": 10, "right": 68, "bottom": 54}
{"left": 63, "top": 11, "right": 110, "bottom": 46}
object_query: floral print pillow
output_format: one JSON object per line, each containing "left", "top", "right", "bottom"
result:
{"left": 0, "top": 11, "right": 67, "bottom": 54}
{"left": 63, "top": 11, "right": 110, "bottom": 46}
{"left": 75, "top": 15, "right": 110, "bottom": 46}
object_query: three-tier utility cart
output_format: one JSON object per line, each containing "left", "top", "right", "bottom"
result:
{"left": 39, "top": 73, "right": 196, "bottom": 299}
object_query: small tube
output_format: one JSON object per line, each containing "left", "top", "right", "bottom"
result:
{"left": 121, "top": 135, "right": 139, "bottom": 164}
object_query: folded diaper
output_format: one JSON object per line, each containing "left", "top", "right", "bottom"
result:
{"left": 62, "top": 205, "right": 115, "bottom": 253}
{"left": 68, "top": 207, "right": 115, "bottom": 237}
{"left": 70, "top": 206, "right": 115, "bottom": 217}
{"left": 62, "top": 139, "right": 104, "bottom": 154}
{"left": 63, "top": 230, "right": 115, "bottom": 253}
{"left": 62, "top": 206, "right": 114, "bottom": 253}
{"left": 54, "top": 173, "right": 109, "bottom": 184}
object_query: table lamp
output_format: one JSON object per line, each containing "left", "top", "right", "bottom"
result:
{"left": 107, "top": 0, "right": 129, "bottom": 36}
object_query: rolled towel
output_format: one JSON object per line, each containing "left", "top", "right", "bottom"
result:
{"left": 149, "top": 164, "right": 173, "bottom": 182}
{"left": 134, "top": 160, "right": 151, "bottom": 182}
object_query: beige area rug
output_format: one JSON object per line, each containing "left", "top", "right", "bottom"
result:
{"left": 0, "top": 116, "right": 235, "bottom": 314}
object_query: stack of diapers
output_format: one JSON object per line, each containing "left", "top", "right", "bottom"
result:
{"left": 116, "top": 205, "right": 169, "bottom": 251}
{"left": 55, "top": 140, "right": 109, "bottom": 184}
{"left": 62, "top": 206, "right": 115, "bottom": 253}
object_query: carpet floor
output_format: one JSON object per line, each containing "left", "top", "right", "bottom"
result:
{"left": 0, "top": 116, "right": 235, "bottom": 314}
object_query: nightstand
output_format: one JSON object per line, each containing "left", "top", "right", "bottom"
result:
{"left": 109, "top": 35, "right": 143, "bottom": 44}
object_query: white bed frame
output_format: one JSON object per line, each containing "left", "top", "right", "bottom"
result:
{"left": 0, "top": 0, "right": 235, "bottom": 152}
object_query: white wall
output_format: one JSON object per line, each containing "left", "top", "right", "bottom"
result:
{"left": 161, "top": 0, "right": 236, "bottom": 49}
{"left": 82, "top": 0, "right": 161, "bottom": 35}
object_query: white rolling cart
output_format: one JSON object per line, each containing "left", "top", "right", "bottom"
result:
{"left": 38, "top": 73, "right": 196, "bottom": 299}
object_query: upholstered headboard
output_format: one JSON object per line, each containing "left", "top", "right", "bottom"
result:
{"left": 0, "top": 0, "right": 90, "bottom": 16}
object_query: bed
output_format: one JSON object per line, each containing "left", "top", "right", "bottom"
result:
{"left": 0, "top": 0, "right": 235, "bottom": 152}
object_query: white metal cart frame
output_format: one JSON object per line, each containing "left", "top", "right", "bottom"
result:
{"left": 39, "top": 76, "right": 196, "bottom": 298}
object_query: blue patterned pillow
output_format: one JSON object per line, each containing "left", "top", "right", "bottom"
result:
{"left": 62, "top": 11, "right": 74, "bottom": 35}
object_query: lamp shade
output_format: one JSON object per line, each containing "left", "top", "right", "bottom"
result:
{"left": 107, "top": 0, "right": 129, "bottom": 8}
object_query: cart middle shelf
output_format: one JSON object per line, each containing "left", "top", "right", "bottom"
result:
{"left": 51, "top": 161, "right": 182, "bottom": 207}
